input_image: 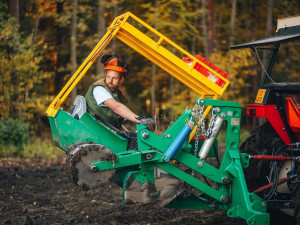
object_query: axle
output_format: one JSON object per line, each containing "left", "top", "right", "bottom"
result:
{"left": 253, "top": 177, "right": 290, "bottom": 194}
{"left": 250, "top": 155, "right": 292, "bottom": 161}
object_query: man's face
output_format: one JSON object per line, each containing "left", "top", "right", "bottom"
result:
{"left": 105, "top": 70, "right": 124, "bottom": 93}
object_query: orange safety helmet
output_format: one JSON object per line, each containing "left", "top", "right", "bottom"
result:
{"left": 101, "top": 54, "right": 128, "bottom": 76}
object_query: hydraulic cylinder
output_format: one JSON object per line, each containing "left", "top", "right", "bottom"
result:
{"left": 163, "top": 121, "right": 194, "bottom": 162}
{"left": 198, "top": 115, "right": 224, "bottom": 160}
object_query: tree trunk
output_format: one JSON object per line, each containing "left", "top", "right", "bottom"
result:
{"left": 70, "top": 0, "right": 78, "bottom": 103}
{"left": 96, "top": 0, "right": 105, "bottom": 78}
{"left": 112, "top": 3, "right": 118, "bottom": 52}
{"left": 259, "top": 0, "right": 273, "bottom": 125}
{"left": 215, "top": 0, "right": 224, "bottom": 48}
{"left": 169, "top": 2, "right": 176, "bottom": 119}
{"left": 250, "top": 0, "right": 257, "bottom": 129}
{"left": 151, "top": 0, "right": 158, "bottom": 119}
{"left": 201, "top": 0, "right": 209, "bottom": 58}
{"left": 55, "top": 2, "right": 63, "bottom": 95}
{"left": 207, "top": 0, "right": 215, "bottom": 57}
{"left": 262, "top": 0, "right": 273, "bottom": 74}
{"left": 9, "top": 0, "right": 19, "bottom": 24}
{"left": 192, "top": 0, "right": 201, "bottom": 55}
{"left": 9, "top": 0, "right": 20, "bottom": 119}
{"left": 229, "top": 0, "right": 237, "bottom": 48}
{"left": 151, "top": 63, "right": 157, "bottom": 118}
{"left": 229, "top": 0, "right": 237, "bottom": 75}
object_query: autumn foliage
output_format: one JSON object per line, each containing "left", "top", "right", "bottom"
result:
{"left": 0, "top": 0, "right": 299, "bottom": 134}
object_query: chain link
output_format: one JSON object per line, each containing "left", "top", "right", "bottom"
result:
{"left": 192, "top": 104, "right": 205, "bottom": 176}
{"left": 206, "top": 109, "right": 217, "bottom": 138}
{"left": 192, "top": 105, "right": 218, "bottom": 176}
{"left": 193, "top": 104, "right": 205, "bottom": 154}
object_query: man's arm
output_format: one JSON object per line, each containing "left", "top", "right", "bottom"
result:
{"left": 104, "top": 98, "right": 140, "bottom": 123}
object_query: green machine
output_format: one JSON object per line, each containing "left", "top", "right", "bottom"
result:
{"left": 46, "top": 12, "right": 271, "bottom": 224}
{"left": 48, "top": 99, "right": 269, "bottom": 224}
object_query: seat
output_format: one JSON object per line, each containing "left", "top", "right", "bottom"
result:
{"left": 69, "top": 95, "right": 87, "bottom": 119}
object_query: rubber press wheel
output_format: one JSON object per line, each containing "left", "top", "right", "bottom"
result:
{"left": 240, "top": 122, "right": 297, "bottom": 224}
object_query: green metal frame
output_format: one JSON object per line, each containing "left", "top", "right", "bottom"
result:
{"left": 89, "top": 99, "right": 269, "bottom": 224}
{"left": 49, "top": 99, "right": 270, "bottom": 225}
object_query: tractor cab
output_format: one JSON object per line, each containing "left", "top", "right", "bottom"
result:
{"left": 231, "top": 15, "right": 300, "bottom": 143}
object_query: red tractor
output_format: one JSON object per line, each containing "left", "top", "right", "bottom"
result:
{"left": 231, "top": 16, "right": 300, "bottom": 223}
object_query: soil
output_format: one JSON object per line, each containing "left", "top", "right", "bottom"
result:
{"left": 0, "top": 157, "right": 292, "bottom": 225}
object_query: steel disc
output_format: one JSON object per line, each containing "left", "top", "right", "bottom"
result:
{"left": 66, "top": 144, "right": 116, "bottom": 190}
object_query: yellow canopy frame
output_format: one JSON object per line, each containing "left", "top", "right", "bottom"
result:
{"left": 46, "top": 12, "right": 229, "bottom": 140}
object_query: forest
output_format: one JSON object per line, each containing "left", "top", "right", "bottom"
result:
{"left": 0, "top": 0, "right": 300, "bottom": 156}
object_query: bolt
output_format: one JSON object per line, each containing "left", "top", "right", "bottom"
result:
{"left": 200, "top": 100, "right": 204, "bottom": 104}
{"left": 163, "top": 156, "right": 170, "bottom": 162}
{"left": 145, "top": 154, "right": 152, "bottom": 160}
{"left": 283, "top": 127, "right": 286, "bottom": 131}
{"left": 261, "top": 202, "right": 266, "bottom": 207}
{"left": 91, "top": 166, "right": 97, "bottom": 172}
{"left": 222, "top": 177, "right": 230, "bottom": 184}
{"left": 142, "top": 132, "right": 149, "bottom": 139}
{"left": 215, "top": 107, "right": 220, "bottom": 113}
{"left": 211, "top": 203, "right": 216, "bottom": 209}
{"left": 197, "top": 161, "right": 203, "bottom": 168}
{"left": 221, "top": 196, "right": 229, "bottom": 203}
{"left": 221, "top": 112, "right": 226, "bottom": 118}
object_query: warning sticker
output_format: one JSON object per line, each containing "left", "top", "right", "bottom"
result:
{"left": 255, "top": 89, "right": 266, "bottom": 103}
{"left": 231, "top": 118, "right": 240, "bottom": 126}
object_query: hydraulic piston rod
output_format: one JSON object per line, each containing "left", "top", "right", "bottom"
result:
{"left": 163, "top": 121, "right": 194, "bottom": 162}
{"left": 198, "top": 115, "right": 224, "bottom": 159}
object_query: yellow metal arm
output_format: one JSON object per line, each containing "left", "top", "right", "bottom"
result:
{"left": 46, "top": 12, "right": 229, "bottom": 120}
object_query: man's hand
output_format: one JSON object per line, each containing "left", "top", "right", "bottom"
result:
{"left": 140, "top": 118, "right": 156, "bottom": 131}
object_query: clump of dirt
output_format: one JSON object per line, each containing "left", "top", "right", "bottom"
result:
{"left": 0, "top": 157, "right": 288, "bottom": 225}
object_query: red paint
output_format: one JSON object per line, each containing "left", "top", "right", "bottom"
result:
{"left": 252, "top": 155, "right": 292, "bottom": 160}
{"left": 182, "top": 55, "right": 229, "bottom": 87}
{"left": 246, "top": 104, "right": 292, "bottom": 144}
{"left": 253, "top": 177, "right": 290, "bottom": 194}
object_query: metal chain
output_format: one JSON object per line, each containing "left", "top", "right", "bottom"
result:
{"left": 192, "top": 104, "right": 205, "bottom": 176}
{"left": 206, "top": 109, "right": 217, "bottom": 138}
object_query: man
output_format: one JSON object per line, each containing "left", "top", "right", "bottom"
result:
{"left": 85, "top": 54, "right": 155, "bottom": 136}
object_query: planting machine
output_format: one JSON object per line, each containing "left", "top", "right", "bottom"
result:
{"left": 46, "top": 13, "right": 300, "bottom": 224}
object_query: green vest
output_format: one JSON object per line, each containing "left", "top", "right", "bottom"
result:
{"left": 85, "top": 78, "right": 127, "bottom": 129}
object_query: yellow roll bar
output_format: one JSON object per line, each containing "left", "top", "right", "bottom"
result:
{"left": 46, "top": 12, "right": 230, "bottom": 139}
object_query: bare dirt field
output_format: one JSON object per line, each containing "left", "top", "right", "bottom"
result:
{"left": 0, "top": 157, "right": 294, "bottom": 225}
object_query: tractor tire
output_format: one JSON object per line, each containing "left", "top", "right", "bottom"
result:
{"left": 240, "top": 122, "right": 297, "bottom": 224}
{"left": 240, "top": 122, "right": 284, "bottom": 191}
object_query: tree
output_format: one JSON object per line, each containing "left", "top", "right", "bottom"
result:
{"left": 96, "top": 0, "right": 106, "bottom": 78}
{"left": 0, "top": 18, "right": 49, "bottom": 120}
{"left": 207, "top": 0, "right": 215, "bottom": 56}
{"left": 201, "top": 0, "right": 209, "bottom": 58}
{"left": 70, "top": 0, "right": 78, "bottom": 103}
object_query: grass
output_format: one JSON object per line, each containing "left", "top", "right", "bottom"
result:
{"left": 23, "top": 137, "right": 65, "bottom": 159}
{"left": 1, "top": 137, "right": 65, "bottom": 159}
